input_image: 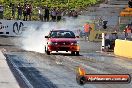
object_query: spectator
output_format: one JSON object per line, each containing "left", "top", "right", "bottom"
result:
{"left": 128, "top": 0, "right": 132, "bottom": 8}
{"left": 68, "top": 10, "right": 73, "bottom": 17}
{"left": 0, "top": 5, "right": 4, "bottom": 19}
{"left": 17, "top": 3, "right": 22, "bottom": 20}
{"left": 51, "top": 8, "right": 56, "bottom": 21}
{"left": 124, "top": 24, "right": 132, "bottom": 38}
{"left": 12, "top": 4, "right": 16, "bottom": 19}
{"left": 72, "top": 10, "right": 78, "bottom": 18}
{"left": 111, "top": 33, "right": 118, "bottom": 41}
{"left": 44, "top": 6, "right": 49, "bottom": 22}
{"left": 26, "top": 4, "right": 32, "bottom": 21}
{"left": 38, "top": 6, "right": 43, "bottom": 21}
{"left": 29, "top": 4, "right": 32, "bottom": 20}
{"left": 83, "top": 22, "right": 92, "bottom": 41}
{"left": 56, "top": 8, "right": 62, "bottom": 21}
{"left": 98, "top": 17, "right": 103, "bottom": 29}
{"left": 23, "top": 4, "right": 27, "bottom": 21}
{"left": 104, "top": 33, "right": 110, "bottom": 48}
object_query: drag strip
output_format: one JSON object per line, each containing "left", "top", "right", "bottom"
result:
{"left": 4, "top": 51, "right": 132, "bottom": 88}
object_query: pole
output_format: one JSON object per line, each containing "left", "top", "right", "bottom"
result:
{"left": 101, "top": 33, "right": 105, "bottom": 52}
{"left": 118, "top": 16, "right": 120, "bottom": 31}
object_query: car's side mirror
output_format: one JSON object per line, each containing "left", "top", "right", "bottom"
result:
{"left": 45, "top": 36, "right": 49, "bottom": 38}
{"left": 76, "top": 36, "right": 80, "bottom": 38}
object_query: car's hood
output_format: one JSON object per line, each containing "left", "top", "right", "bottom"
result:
{"left": 49, "top": 38, "right": 77, "bottom": 42}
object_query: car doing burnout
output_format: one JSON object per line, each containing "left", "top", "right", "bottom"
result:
{"left": 45, "top": 30, "right": 80, "bottom": 55}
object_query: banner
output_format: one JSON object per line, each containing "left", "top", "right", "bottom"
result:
{"left": 89, "top": 30, "right": 111, "bottom": 42}
{"left": 0, "top": 20, "right": 44, "bottom": 36}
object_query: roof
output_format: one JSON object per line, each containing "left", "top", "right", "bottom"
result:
{"left": 51, "top": 29, "right": 71, "bottom": 32}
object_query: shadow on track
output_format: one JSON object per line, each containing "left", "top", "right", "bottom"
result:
{"left": 50, "top": 52, "right": 82, "bottom": 56}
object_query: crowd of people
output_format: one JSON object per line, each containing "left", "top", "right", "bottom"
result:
{"left": 9, "top": 3, "right": 79, "bottom": 21}
{"left": 11, "top": 3, "right": 32, "bottom": 21}
{"left": 38, "top": 6, "right": 63, "bottom": 22}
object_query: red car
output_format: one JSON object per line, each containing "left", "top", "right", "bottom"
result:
{"left": 45, "top": 30, "right": 80, "bottom": 55}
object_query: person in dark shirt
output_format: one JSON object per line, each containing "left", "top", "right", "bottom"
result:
{"left": 56, "top": 8, "right": 62, "bottom": 21}
{"left": 26, "top": 4, "right": 32, "bottom": 21}
{"left": 44, "top": 6, "right": 49, "bottom": 21}
{"left": 23, "top": 4, "right": 27, "bottom": 21}
{"left": 128, "top": 0, "right": 132, "bottom": 8}
{"left": 12, "top": 4, "right": 16, "bottom": 19}
{"left": 17, "top": 3, "right": 22, "bottom": 20}
{"left": 72, "top": 10, "right": 78, "bottom": 18}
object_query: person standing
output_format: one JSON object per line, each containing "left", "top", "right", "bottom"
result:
{"left": 51, "top": 8, "right": 56, "bottom": 21}
{"left": 12, "top": 4, "right": 16, "bottom": 19}
{"left": 0, "top": 5, "right": 4, "bottom": 19}
{"left": 72, "top": 10, "right": 78, "bottom": 18}
{"left": 29, "top": 4, "right": 32, "bottom": 21}
{"left": 56, "top": 8, "right": 62, "bottom": 21}
{"left": 124, "top": 24, "right": 132, "bottom": 39}
{"left": 104, "top": 33, "right": 110, "bottom": 50}
{"left": 17, "top": 3, "right": 22, "bottom": 20}
{"left": 23, "top": 4, "right": 27, "bottom": 21}
{"left": 83, "top": 22, "right": 92, "bottom": 41}
{"left": 38, "top": 6, "right": 43, "bottom": 21}
{"left": 26, "top": 4, "right": 32, "bottom": 21}
{"left": 44, "top": 6, "right": 49, "bottom": 22}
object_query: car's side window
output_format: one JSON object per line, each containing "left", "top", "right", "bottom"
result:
{"left": 64, "top": 32, "right": 71, "bottom": 38}
{"left": 70, "top": 32, "right": 75, "bottom": 38}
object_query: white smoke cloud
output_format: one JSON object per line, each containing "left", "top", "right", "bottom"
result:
{"left": 21, "top": 23, "right": 52, "bottom": 53}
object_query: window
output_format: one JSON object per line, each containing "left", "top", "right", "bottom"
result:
{"left": 50, "top": 31, "right": 75, "bottom": 38}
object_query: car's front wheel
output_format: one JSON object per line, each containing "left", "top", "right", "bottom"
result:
{"left": 46, "top": 50, "right": 50, "bottom": 55}
{"left": 76, "top": 51, "right": 80, "bottom": 56}
{"left": 71, "top": 51, "right": 79, "bottom": 56}
{"left": 45, "top": 46, "right": 51, "bottom": 55}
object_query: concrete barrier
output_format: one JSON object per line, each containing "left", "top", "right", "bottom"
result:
{"left": 114, "top": 39, "right": 132, "bottom": 58}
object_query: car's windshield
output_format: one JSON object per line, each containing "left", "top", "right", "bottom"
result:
{"left": 49, "top": 31, "right": 75, "bottom": 38}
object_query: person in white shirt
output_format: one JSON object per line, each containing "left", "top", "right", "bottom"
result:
{"left": 38, "top": 7, "right": 43, "bottom": 21}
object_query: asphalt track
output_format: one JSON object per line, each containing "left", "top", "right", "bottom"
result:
{"left": 0, "top": 37, "right": 132, "bottom": 88}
